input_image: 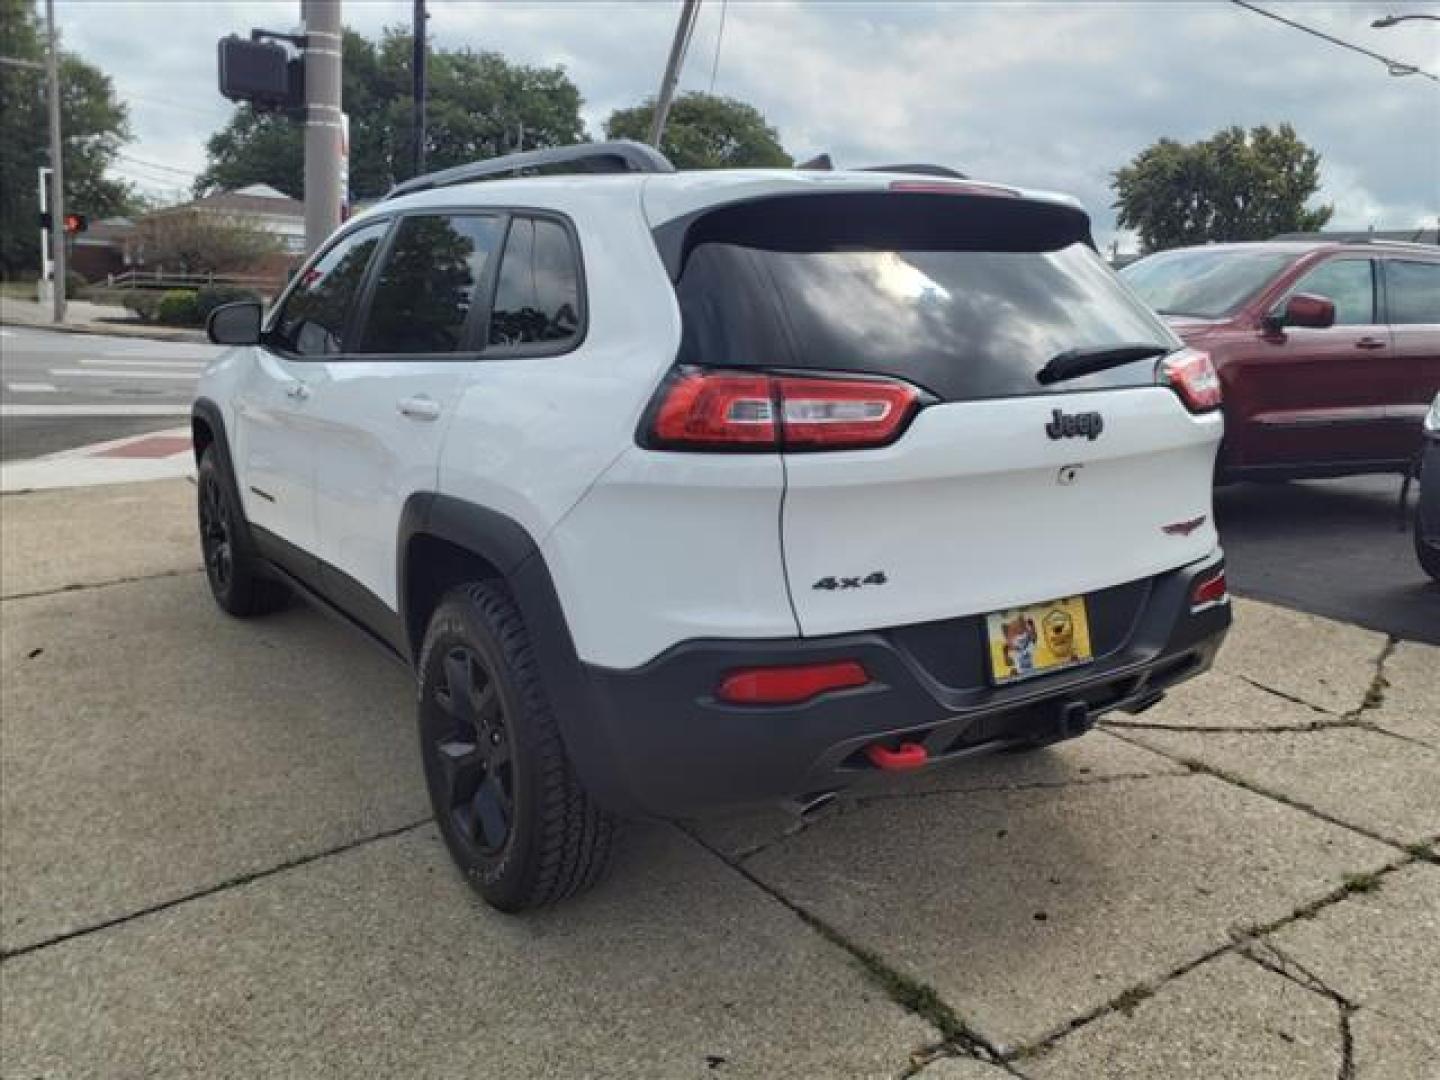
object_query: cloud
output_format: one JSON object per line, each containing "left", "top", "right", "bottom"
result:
{"left": 51, "top": 0, "right": 1440, "bottom": 246}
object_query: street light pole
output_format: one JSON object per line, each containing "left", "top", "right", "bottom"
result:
{"left": 301, "top": 0, "right": 343, "bottom": 254}
{"left": 412, "top": 0, "right": 427, "bottom": 178}
{"left": 44, "top": 0, "right": 66, "bottom": 323}
{"left": 649, "top": 0, "right": 700, "bottom": 150}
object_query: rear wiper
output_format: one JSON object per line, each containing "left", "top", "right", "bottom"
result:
{"left": 1035, "top": 343, "right": 1169, "bottom": 386}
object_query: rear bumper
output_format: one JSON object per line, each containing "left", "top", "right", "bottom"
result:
{"left": 572, "top": 554, "right": 1231, "bottom": 818}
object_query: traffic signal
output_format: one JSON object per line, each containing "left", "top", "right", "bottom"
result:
{"left": 63, "top": 213, "right": 88, "bottom": 234}
{"left": 218, "top": 35, "right": 303, "bottom": 111}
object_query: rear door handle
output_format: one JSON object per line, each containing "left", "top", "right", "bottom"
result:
{"left": 1355, "top": 337, "right": 1387, "bottom": 350}
{"left": 284, "top": 381, "right": 311, "bottom": 401}
{"left": 397, "top": 395, "right": 442, "bottom": 421}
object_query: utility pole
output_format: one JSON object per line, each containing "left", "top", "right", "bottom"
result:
{"left": 44, "top": 0, "right": 66, "bottom": 323}
{"left": 412, "top": 0, "right": 427, "bottom": 177}
{"left": 649, "top": 0, "right": 700, "bottom": 150}
{"left": 301, "top": 0, "right": 342, "bottom": 253}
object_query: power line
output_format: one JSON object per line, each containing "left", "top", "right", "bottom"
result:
{"left": 1230, "top": 0, "right": 1439, "bottom": 83}
{"left": 114, "top": 152, "right": 198, "bottom": 178}
{"left": 708, "top": 0, "right": 728, "bottom": 94}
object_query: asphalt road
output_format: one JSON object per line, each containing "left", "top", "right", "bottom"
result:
{"left": 3, "top": 325, "right": 1434, "bottom": 641}
{"left": 1217, "top": 475, "right": 1438, "bottom": 645}
{"left": 0, "top": 326, "right": 216, "bottom": 461}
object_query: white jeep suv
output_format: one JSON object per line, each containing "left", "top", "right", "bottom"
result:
{"left": 195, "top": 142, "right": 1231, "bottom": 911}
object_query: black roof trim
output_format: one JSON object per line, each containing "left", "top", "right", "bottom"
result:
{"left": 384, "top": 141, "right": 674, "bottom": 201}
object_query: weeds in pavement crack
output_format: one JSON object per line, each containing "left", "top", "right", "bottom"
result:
{"left": 1350, "top": 637, "right": 1398, "bottom": 719}
{"left": 678, "top": 825, "right": 1003, "bottom": 1065}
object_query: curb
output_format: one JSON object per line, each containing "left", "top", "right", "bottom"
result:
{"left": 0, "top": 316, "right": 207, "bottom": 345}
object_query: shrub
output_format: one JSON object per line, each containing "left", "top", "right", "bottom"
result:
{"left": 195, "top": 285, "right": 262, "bottom": 321}
{"left": 65, "top": 270, "right": 88, "bottom": 294}
{"left": 155, "top": 290, "right": 201, "bottom": 325}
{"left": 120, "top": 291, "right": 162, "bottom": 322}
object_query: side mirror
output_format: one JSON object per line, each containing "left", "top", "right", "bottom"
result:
{"left": 1276, "top": 292, "right": 1336, "bottom": 331}
{"left": 207, "top": 300, "right": 263, "bottom": 346}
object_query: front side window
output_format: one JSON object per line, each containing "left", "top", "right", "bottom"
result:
{"left": 1385, "top": 260, "right": 1440, "bottom": 325}
{"left": 1286, "top": 258, "right": 1375, "bottom": 326}
{"left": 358, "top": 214, "right": 503, "bottom": 354}
{"left": 487, "top": 217, "right": 583, "bottom": 349}
{"left": 269, "top": 221, "right": 388, "bottom": 356}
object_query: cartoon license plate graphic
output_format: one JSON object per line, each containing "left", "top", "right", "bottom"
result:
{"left": 985, "top": 597, "right": 1094, "bottom": 685}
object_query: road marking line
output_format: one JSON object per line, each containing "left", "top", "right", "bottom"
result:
{"left": 49, "top": 368, "right": 200, "bottom": 380}
{"left": 87, "top": 356, "right": 208, "bottom": 368}
{"left": 4, "top": 382, "right": 57, "bottom": 393}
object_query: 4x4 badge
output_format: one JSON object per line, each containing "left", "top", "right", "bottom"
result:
{"left": 1046, "top": 409, "right": 1104, "bottom": 441}
{"left": 813, "top": 571, "right": 887, "bottom": 591}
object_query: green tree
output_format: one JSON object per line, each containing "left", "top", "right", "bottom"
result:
{"left": 1112, "top": 124, "right": 1334, "bottom": 253}
{"left": 0, "top": 0, "right": 133, "bottom": 276}
{"left": 604, "top": 93, "right": 790, "bottom": 169}
{"left": 195, "top": 29, "right": 585, "bottom": 200}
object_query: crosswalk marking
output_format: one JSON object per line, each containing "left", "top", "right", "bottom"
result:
{"left": 82, "top": 356, "right": 207, "bottom": 369}
{"left": 4, "top": 381, "right": 57, "bottom": 393}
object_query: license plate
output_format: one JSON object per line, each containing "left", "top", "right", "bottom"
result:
{"left": 985, "top": 596, "right": 1094, "bottom": 685}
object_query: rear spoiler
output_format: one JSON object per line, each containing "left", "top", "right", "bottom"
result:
{"left": 651, "top": 189, "right": 1094, "bottom": 281}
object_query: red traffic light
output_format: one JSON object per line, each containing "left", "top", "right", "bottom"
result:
{"left": 63, "top": 213, "right": 88, "bottom": 234}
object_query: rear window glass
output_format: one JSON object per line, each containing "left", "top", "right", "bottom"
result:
{"left": 1120, "top": 249, "right": 1292, "bottom": 318}
{"left": 676, "top": 240, "right": 1177, "bottom": 402}
{"left": 1385, "top": 260, "right": 1440, "bottom": 325}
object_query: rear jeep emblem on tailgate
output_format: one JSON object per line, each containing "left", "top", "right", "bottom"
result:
{"left": 1046, "top": 409, "right": 1104, "bottom": 441}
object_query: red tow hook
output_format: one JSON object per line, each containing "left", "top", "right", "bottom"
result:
{"left": 866, "top": 741, "right": 929, "bottom": 771}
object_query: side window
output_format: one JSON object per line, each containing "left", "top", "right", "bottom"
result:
{"left": 487, "top": 216, "right": 583, "bottom": 349}
{"left": 1385, "top": 261, "right": 1440, "bottom": 325}
{"left": 357, "top": 214, "right": 503, "bottom": 354}
{"left": 270, "top": 221, "right": 388, "bottom": 356}
{"left": 1287, "top": 259, "right": 1375, "bottom": 326}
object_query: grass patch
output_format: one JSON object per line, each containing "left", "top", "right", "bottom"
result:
{"left": 1341, "top": 871, "right": 1383, "bottom": 895}
{"left": 0, "top": 280, "right": 37, "bottom": 300}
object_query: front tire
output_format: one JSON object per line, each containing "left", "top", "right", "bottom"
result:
{"left": 197, "top": 448, "right": 288, "bottom": 616}
{"left": 417, "top": 582, "right": 618, "bottom": 912}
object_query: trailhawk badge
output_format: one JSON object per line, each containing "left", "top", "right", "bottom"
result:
{"left": 1046, "top": 409, "right": 1104, "bottom": 441}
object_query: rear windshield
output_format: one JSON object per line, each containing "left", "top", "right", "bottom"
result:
{"left": 1120, "top": 249, "right": 1292, "bottom": 318}
{"left": 675, "top": 238, "right": 1178, "bottom": 402}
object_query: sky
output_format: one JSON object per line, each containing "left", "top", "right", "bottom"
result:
{"left": 48, "top": 0, "right": 1440, "bottom": 251}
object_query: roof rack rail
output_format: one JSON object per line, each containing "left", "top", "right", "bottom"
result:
{"left": 384, "top": 140, "right": 674, "bottom": 201}
{"left": 1357, "top": 237, "right": 1436, "bottom": 249}
{"left": 860, "top": 163, "right": 968, "bottom": 180}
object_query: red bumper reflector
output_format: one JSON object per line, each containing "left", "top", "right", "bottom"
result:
{"left": 866, "top": 741, "right": 929, "bottom": 771}
{"left": 716, "top": 661, "right": 869, "bottom": 705}
{"left": 1191, "top": 568, "right": 1229, "bottom": 610}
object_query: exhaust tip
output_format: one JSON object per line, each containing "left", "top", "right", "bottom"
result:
{"left": 782, "top": 791, "right": 838, "bottom": 821}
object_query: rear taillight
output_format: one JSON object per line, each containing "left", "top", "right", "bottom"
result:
{"left": 1160, "top": 349, "right": 1222, "bottom": 413}
{"left": 1190, "top": 568, "right": 1229, "bottom": 612}
{"left": 716, "top": 661, "right": 870, "bottom": 705}
{"left": 645, "top": 368, "right": 923, "bottom": 452}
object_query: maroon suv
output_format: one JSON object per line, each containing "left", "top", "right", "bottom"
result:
{"left": 1121, "top": 241, "right": 1440, "bottom": 481}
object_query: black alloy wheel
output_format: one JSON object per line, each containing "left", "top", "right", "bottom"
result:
{"left": 427, "top": 645, "right": 516, "bottom": 856}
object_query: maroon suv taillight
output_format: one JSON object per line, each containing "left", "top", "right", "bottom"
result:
{"left": 646, "top": 368, "right": 923, "bottom": 451}
{"left": 1159, "top": 348, "right": 1222, "bottom": 413}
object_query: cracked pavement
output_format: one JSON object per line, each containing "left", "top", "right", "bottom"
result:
{"left": 2, "top": 481, "right": 1437, "bottom": 1078}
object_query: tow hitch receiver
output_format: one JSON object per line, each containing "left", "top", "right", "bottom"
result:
{"left": 1059, "top": 701, "right": 1092, "bottom": 738}
{"left": 866, "top": 741, "right": 929, "bottom": 771}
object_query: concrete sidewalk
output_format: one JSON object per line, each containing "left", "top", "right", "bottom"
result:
{"left": 1, "top": 295, "right": 207, "bottom": 344}
{"left": 1, "top": 479, "right": 1435, "bottom": 1078}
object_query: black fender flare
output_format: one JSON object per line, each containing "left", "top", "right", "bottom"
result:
{"left": 397, "top": 493, "right": 637, "bottom": 815}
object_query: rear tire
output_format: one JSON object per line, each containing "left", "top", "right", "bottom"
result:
{"left": 417, "top": 582, "right": 618, "bottom": 912}
{"left": 197, "top": 448, "right": 288, "bottom": 616}
{"left": 1417, "top": 511, "right": 1440, "bottom": 582}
